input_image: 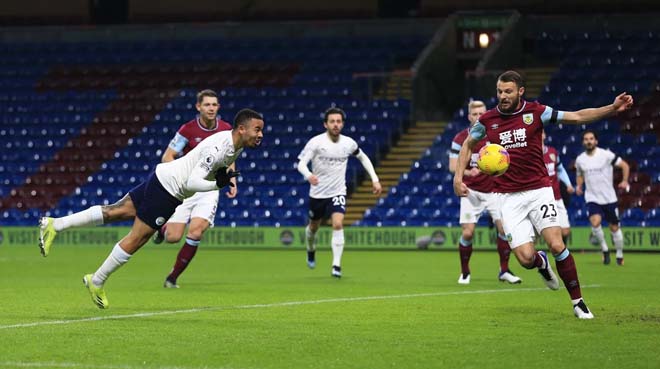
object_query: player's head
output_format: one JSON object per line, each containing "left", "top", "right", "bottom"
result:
{"left": 233, "top": 108, "right": 264, "bottom": 148}
{"left": 323, "top": 107, "right": 345, "bottom": 139}
{"left": 496, "top": 70, "right": 525, "bottom": 113}
{"left": 467, "top": 100, "right": 486, "bottom": 125}
{"left": 582, "top": 130, "right": 599, "bottom": 152}
{"left": 196, "top": 89, "right": 220, "bottom": 123}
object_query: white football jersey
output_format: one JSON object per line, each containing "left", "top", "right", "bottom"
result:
{"left": 155, "top": 130, "right": 242, "bottom": 200}
{"left": 575, "top": 147, "right": 621, "bottom": 204}
{"left": 298, "top": 133, "right": 359, "bottom": 198}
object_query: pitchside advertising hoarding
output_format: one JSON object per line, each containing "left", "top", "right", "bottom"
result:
{"left": 1, "top": 226, "right": 660, "bottom": 250}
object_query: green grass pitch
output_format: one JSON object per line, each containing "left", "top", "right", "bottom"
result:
{"left": 0, "top": 244, "right": 658, "bottom": 369}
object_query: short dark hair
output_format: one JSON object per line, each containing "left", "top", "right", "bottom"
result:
{"left": 324, "top": 107, "right": 346, "bottom": 122}
{"left": 197, "top": 89, "right": 218, "bottom": 104}
{"left": 233, "top": 108, "right": 263, "bottom": 128}
{"left": 497, "top": 70, "right": 525, "bottom": 88}
{"left": 582, "top": 129, "right": 599, "bottom": 141}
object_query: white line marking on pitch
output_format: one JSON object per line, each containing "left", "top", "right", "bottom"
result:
{"left": 0, "top": 284, "right": 600, "bottom": 330}
{"left": 0, "top": 361, "right": 237, "bottom": 369}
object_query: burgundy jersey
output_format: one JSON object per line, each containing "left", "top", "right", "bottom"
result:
{"left": 543, "top": 145, "right": 562, "bottom": 200}
{"left": 450, "top": 128, "right": 495, "bottom": 192}
{"left": 168, "top": 117, "right": 233, "bottom": 155}
{"left": 472, "top": 100, "right": 560, "bottom": 193}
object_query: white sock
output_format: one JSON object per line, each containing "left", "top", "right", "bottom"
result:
{"left": 612, "top": 229, "right": 624, "bottom": 258}
{"left": 591, "top": 226, "right": 609, "bottom": 252}
{"left": 53, "top": 205, "right": 104, "bottom": 231}
{"left": 331, "top": 229, "right": 344, "bottom": 267}
{"left": 305, "top": 225, "right": 317, "bottom": 252}
{"left": 92, "top": 243, "right": 132, "bottom": 286}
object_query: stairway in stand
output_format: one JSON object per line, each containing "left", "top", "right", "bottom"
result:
{"left": 344, "top": 121, "right": 447, "bottom": 226}
{"left": 520, "top": 67, "right": 556, "bottom": 100}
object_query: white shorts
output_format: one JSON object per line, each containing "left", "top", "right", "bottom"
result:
{"left": 556, "top": 199, "right": 570, "bottom": 229}
{"left": 499, "top": 187, "right": 560, "bottom": 248}
{"left": 459, "top": 188, "right": 501, "bottom": 224}
{"left": 167, "top": 190, "right": 219, "bottom": 226}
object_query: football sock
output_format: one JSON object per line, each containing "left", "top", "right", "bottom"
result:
{"left": 159, "top": 224, "right": 169, "bottom": 242}
{"left": 167, "top": 238, "right": 200, "bottom": 282}
{"left": 305, "top": 225, "right": 317, "bottom": 252}
{"left": 524, "top": 251, "right": 545, "bottom": 270}
{"left": 496, "top": 234, "right": 511, "bottom": 272}
{"left": 92, "top": 243, "right": 132, "bottom": 286}
{"left": 612, "top": 229, "right": 624, "bottom": 259}
{"left": 591, "top": 226, "right": 609, "bottom": 252}
{"left": 459, "top": 237, "right": 473, "bottom": 275}
{"left": 331, "top": 229, "right": 344, "bottom": 267}
{"left": 554, "top": 248, "right": 582, "bottom": 300}
{"left": 53, "top": 205, "right": 104, "bottom": 231}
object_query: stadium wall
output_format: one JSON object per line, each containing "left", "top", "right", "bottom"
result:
{"left": 3, "top": 226, "right": 660, "bottom": 250}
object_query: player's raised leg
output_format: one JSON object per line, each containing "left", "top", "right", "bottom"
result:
{"left": 39, "top": 195, "right": 136, "bottom": 257}
{"left": 590, "top": 214, "right": 610, "bottom": 265}
{"left": 83, "top": 217, "right": 154, "bottom": 309}
{"left": 305, "top": 220, "right": 320, "bottom": 269}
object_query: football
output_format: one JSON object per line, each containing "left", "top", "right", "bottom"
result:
{"left": 476, "top": 143, "right": 510, "bottom": 176}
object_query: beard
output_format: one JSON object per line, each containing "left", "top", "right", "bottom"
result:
{"left": 498, "top": 96, "right": 520, "bottom": 113}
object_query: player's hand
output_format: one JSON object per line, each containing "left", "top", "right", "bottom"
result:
{"left": 226, "top": 178, "right": 238, "bottom": 198}
{"left": 308, "top": 175, "right": 319, "bottom": 186}
{"left": 575, "top": 186, "right": 583, "bottom": 196}
{"left": 566, "top": 185, "right": 575, "bottom": 195}
{"left": 215, "top": 167, "right": 240, "bottom": 189}
{"left": 617, "top": 180, "right": 630, "bottom": 191}
{"left": 453, "top": 180, "right": 469, "bottom": 197}
{"left": 612, "top": 92, "right": 633, "bottom": 113}
{"left": 465, "top": 167, "right": 481, "bottom": 177}
{"left": 372, "top": 181, "right": 382, "bottom": 195}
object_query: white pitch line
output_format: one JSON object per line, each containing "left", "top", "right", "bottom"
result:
{"left": 0, "top": 285, "right": 600, "bottom": 330}
{"left": 0, "top": 361, "right": 238, "bottom": 369}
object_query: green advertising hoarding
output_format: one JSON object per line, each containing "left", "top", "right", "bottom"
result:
{"left": 1, "top": 226, "right": 659, "bottom": 251}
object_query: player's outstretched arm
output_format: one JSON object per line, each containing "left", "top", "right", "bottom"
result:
{"left": 453, "top": 137, "right": 477, "bottom": 197}
{"left": 616, "top": 158, "right": 630, "bottom": 190}
{"left": 161, "top": 147, "right": 179, "bottom": 163}
{"left": 297, "top": 156, "right": 318, "bottom": 185}
{"left": 559, "top": 92, "right": 633, "bottom": 125}
{"left": 575, "top": 174, "right": 584, "bottom": 196}
{"left": 355, "top": 149, "right": 381, "bottom": 195}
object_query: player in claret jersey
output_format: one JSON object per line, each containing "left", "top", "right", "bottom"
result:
{"left": 152, "top": 89, "right": 236, "bottom": 289}
{"left": 542, "top": 129, "right": 575, "bottom": 247}
{"left": 453, "top": 70, "right": 633, "bottom": 319}
{"left": 449, "top": 100, "right": 521, "bottom": 285}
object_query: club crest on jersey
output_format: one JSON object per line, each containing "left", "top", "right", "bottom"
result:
{"left": 522, "top": 113, "right": 534, "bottom": 125}
{"left": 550, "top": 153, "right": 556, "bottom": 162}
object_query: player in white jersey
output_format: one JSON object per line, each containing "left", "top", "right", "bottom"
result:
{"left": 575, "top": 130, "right": 630, "bottom": 265}
{"left": 38, "top": 109, "right": 264, "bottom": 309}
{"left": 297, "top": 107, "right": 382, "bottom": 278}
